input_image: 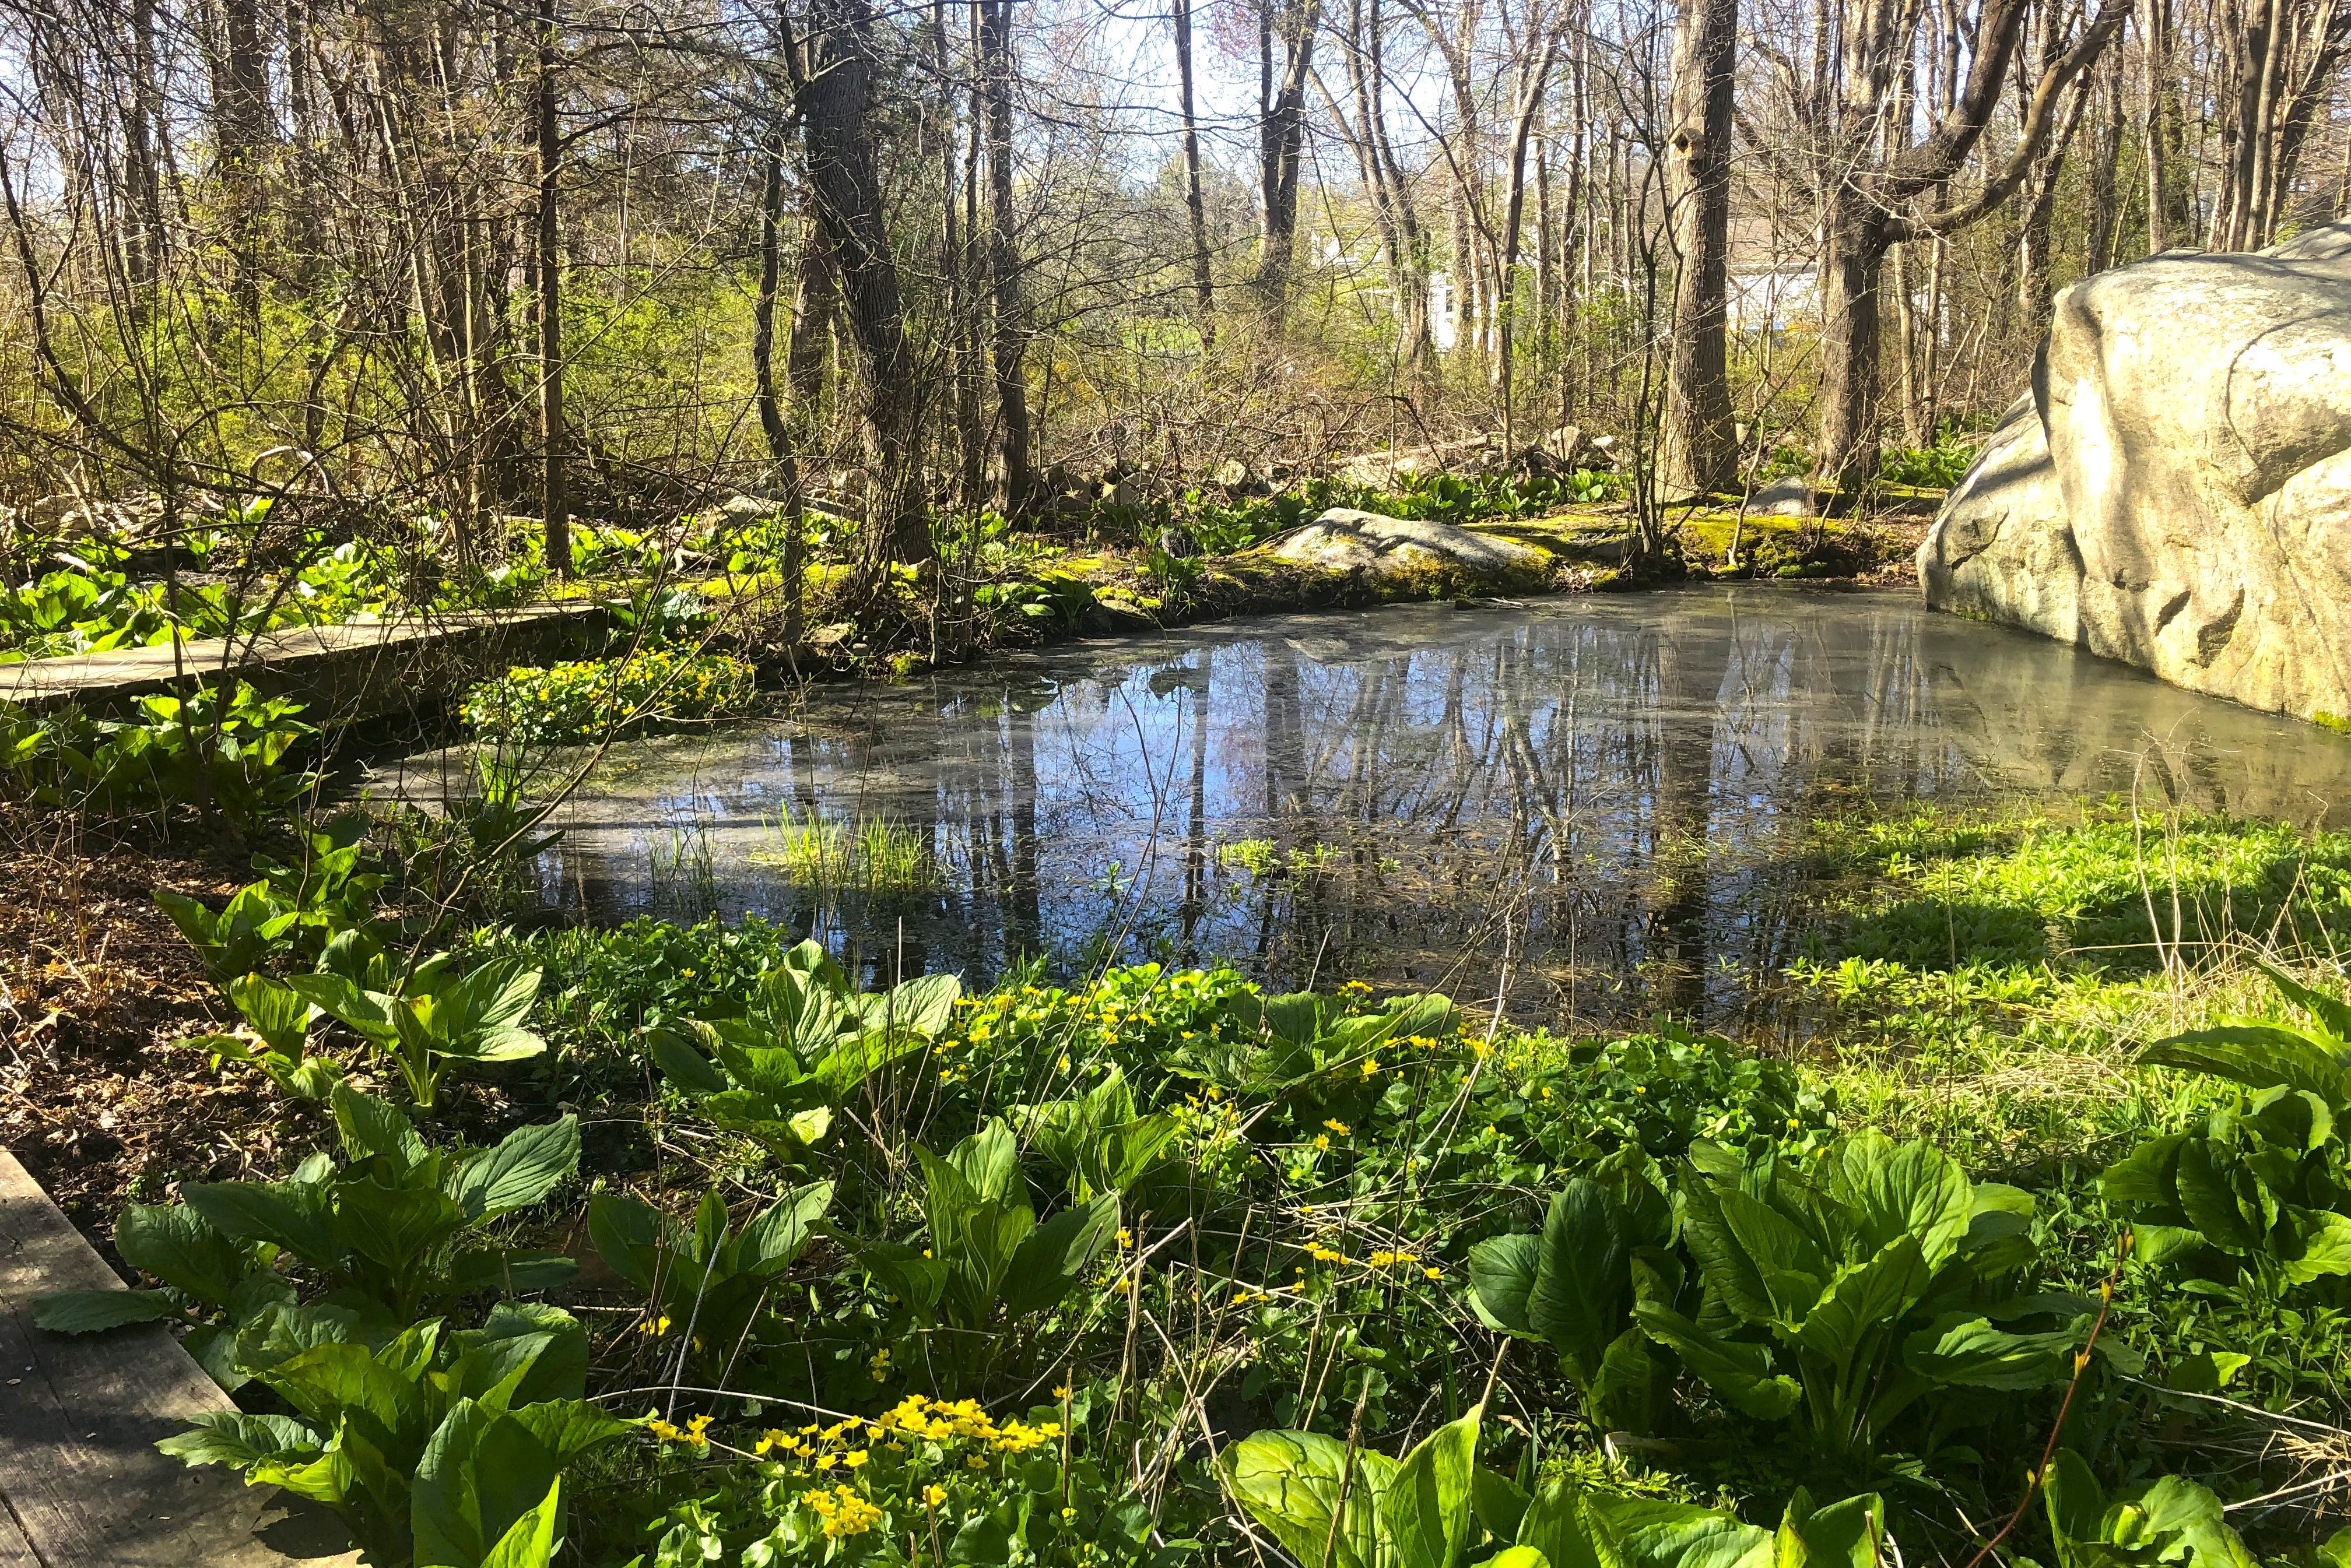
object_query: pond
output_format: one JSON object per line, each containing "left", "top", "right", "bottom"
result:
{"left": 385, "top": 585, "right": 2351, "bottom": 1029}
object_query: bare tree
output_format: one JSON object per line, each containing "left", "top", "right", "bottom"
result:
{"left": 1659, "top": 0, "right": 1735, "bottom": 495}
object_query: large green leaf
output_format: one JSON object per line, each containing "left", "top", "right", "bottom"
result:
{"left": 1824, "top": 1133, "right": 1973, "bottom": 1268}
{"left": 1467, "top": 1233, "right": 1541, "bottom": 1339}
{"left": 184, "top": 1178, "right": 339, "bottom": 1267}
{"left": 1516, "top": 1485, "right": 1770, "bottom": 1568}
{"left": 1525, "top": 1181, "right": 1633, "bottom": 1379}
{"left": 332, "top": 1083, "right": 429, "bottom": 1169}
{"left": 157, "top": 1411, "right": 322, "bottom": 1471}
{"left": 1633, "top": 1304, "right": 1799, "bottom": 1421}
{"left": 872, "top": 971, "right": 962, "bottom": 1036}
{"left": 227, "top": 972, "right": 317, "bottom": 1050}
{"left": 2171, "top": 1141, "right": 2268, "bottom": 1255}
{"left": 1219, "top": 1429, "right": 1394, "bottom": 1568}
{"left": 438, "top": 1304, "right": 591, "bottom": 1405}
{"left": 2041, "top": 1448, "right": 2254, "bottom": 1568}
{"left": 335, "top": 1175, "right": 469, "bottom": 1272}
{"left": 731, "top": 1182, "right": 834, "bottom": 1277}
{"left": 1789, "top": 1237, "right": 1929, "bottom": 1368}
{"left": 505, "top": 1399, "right": 635, "bottom": 1465}
{"left": 33, "top": 1286, "right": 176, "bottom": 1333}
{"left": 267, "top": 1340, "right": 434, "bottom": 1444}
{"left": 1902, "top": 1316, "right": 2078, "bottom": 1390}
{"left": 292, "top": 973, "right": 400, "bottom": 1045}
{"left": 812, "top": 1029, "right": 926, "bottom": 1095}
{"left": 1380, "top": 1411, "right": 1479, "bottom": 1568}
{"left": 116, "top": 1202, "right": 245, "bottom": 1305}
{"left": 647, "top": 1024, "right": 730, "bottom": 1096}
{"left": 1676, "top": 1179, "right": 1777, "bottom": 1326}
{"left": 2254, "top": 962, "right": 2351, "bottom": 1048}
{"left": 2097, "top": 1135, "right": 2185, "bottom": 1207}
{"left": 1771, "top": 1489, "right": 1884, "bottom": 1568}
{"left": 2280, "top": 1207, "right": 2351, "bottom": 1285}
{"left": 2145, "top": 1025, "right": 2351, "bottom": 1110}
{"left": 414, "top": 1400, "right": 558, "bottom": 1568}
{"left": 465, "top": 1475, "right": 561, "bottom": 1568}
{"left": 585, "top": 1194, "right": 663, "bottom": 1293}
{"left": 1708, "top": 1188, "right": 1830, "bottom": 1323}
{"left": 943, "top": 1120, "right": 1022, "bottom": 1205}
{"left": 448, "top": 1117, "right": 580, "bottom": 1222}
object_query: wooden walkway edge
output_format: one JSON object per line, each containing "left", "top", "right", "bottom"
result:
{"left": 0, "top": 604, "right": 606, "bottom": 720}
{"left": 0, "top": 1151, "right": 356, "bottom": 1566}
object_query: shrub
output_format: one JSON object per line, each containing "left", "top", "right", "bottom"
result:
{"left": 461, "top": 647, "right": 756, "bottom": 744}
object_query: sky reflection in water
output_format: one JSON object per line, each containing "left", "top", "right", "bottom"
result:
{"left": 394, "top": 586, "right": 2351, "bottom": 1030}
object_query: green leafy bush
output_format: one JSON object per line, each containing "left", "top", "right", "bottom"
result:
{"left": 848, "top": 1117, "right": 1121, "bottom": 1390}
{"left": 3, "top": 681, "right": 315, "bottom": 824}
{"left": 35, "top": 1085, "right": 579, "bottom": 1366}
{"left": 1632, "top": 1131, "right": 2097, "bottom": 1463}
{"left": 590, "top": 1182, "right": 833, "bottom": 1373}
{"left": 2103, "top": 963, "right": 2351, "bottom": 1302}
{"left": 160, "top": 1308, "right": 629, "bottom": 1568}
{"left": 648, "top": 938, "right": 959, "bottom": 1155}
{"left": 461, "top": 646, "right": 756, "bottom": 744}
{"left": 292, "top": 941, "right": 548, "bottom": 1109}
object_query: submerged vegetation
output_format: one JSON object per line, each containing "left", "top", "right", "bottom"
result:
{"left": 11, "top": 790, "right": 2351, "bottom": 1566}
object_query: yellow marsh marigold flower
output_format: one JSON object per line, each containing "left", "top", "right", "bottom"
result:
{"left": 1323, "top": 1119, "right": 1350, "bottom": 1135}
{"left": 1313, "top": 1135, "right": 1330, "bottom": 1151}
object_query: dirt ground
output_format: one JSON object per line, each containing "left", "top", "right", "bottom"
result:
{"left": 0, "top": 815, "right": 320, "bottom": 1261}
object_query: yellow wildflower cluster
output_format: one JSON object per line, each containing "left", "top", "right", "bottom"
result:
{"left": 799, "top": 1484, "right": 885, "bottom": 1538}
{"left": 871, "top": 1394, "right": 1065, "bottom": 1455}
{"left": 645, "top": 1413, "right": 713, "bottom": 1445}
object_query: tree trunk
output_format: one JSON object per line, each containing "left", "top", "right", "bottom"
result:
{"left": 1174, "top": 0, "right": 1215, "bottom": 332}
{"left": 754, "top": 165, "right": 816, "bottom": 655}
{"left": 1252, "top": 0, "right": 1321, "bottom": 310}
{"left": 980, "top": 0, "right": 1032, "bottom": 511}
{"left": 1660, "top": 0, "right": 1737, "bottom": 497}
{"left": 1817, "top": 198, "right": 1887, "bottom": 495}
{"left": 2083, "top": 54, "right": 2124, "bottom": 273}
{"left": 796, "top": 0, "right": 933, "bottom": 565}
{"left": 536, "top": 0, "right": 570, "bottom": 578}
{"left": 212, "top": 0, "right": 271, "bottom": 311}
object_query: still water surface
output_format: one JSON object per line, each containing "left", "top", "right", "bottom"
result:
{"left": 390, "top": 586, "right": 2351, "bottom": 1028}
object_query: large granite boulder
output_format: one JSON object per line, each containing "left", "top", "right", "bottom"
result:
{"left": 1918, "top": 220, "right": 2351, "bottom": 725}
{"left": 1253, "top": 508, "right": 1551, "bottom": 593}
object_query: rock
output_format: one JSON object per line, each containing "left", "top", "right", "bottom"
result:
{"left": 1252, "top": 508, "right": 1549, "bottom": 592}
{"left": 1920, "top": 219, "right": 2351, "bottom": 724}
{"left": 1538, "top": 425, "right": 1585, "bottom": 468}
{"left": 1212, "top": 459, "right": 1253, "bottom": 489}
{"left": 1748, "top": 479, "right": 1816, "bottom": 518}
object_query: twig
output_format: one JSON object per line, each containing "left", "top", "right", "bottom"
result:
{"left": 1957, "top": 1229, "right": 2134, "bottom": 1568}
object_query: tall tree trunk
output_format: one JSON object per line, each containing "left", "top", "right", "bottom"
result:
{"left": 1252, "top": 0, "right": 1321, "bottom": 310}
{"left": 1817, "top": 198, "right": 1889, "bottom": 495}
{"left": 1174, "top": 0, "right": 1215, "bottom": 332}
{"left": 1496, "top": 27, "right": 1563, "bottom": 453}
{"left": 979, "top": 0, "right": 1032, "bottom": 511}
{"left": 212, "top": 0, "right": 271, "bottom": 312}
{"left": 754, "top": 165, "right": 818, "bottom": 655}
{"left": 536, "top": 0, "right": 570, "bottom": 577}
{"left": 2083, "top": 54, "right": 2124, "bottom": 273}
{"left": 125, "top": 0, "right": 166, "bottom": 296}
{"left": 1660, "top": 0, "right": 1737, "bottom": 496}
{"left": 795, "top": 0, "right": 933, "bottom": 566}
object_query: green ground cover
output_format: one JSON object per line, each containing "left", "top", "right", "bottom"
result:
{"left": 26, "top": 798, "right": 2351, "bottom": 1567}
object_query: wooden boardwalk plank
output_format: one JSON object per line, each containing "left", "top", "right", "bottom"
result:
{"left": 0, "top": 1151, "right": 356, "bottom": 1566}
{"left": 0, "top": 604, "right": 604, "bottom": 718}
